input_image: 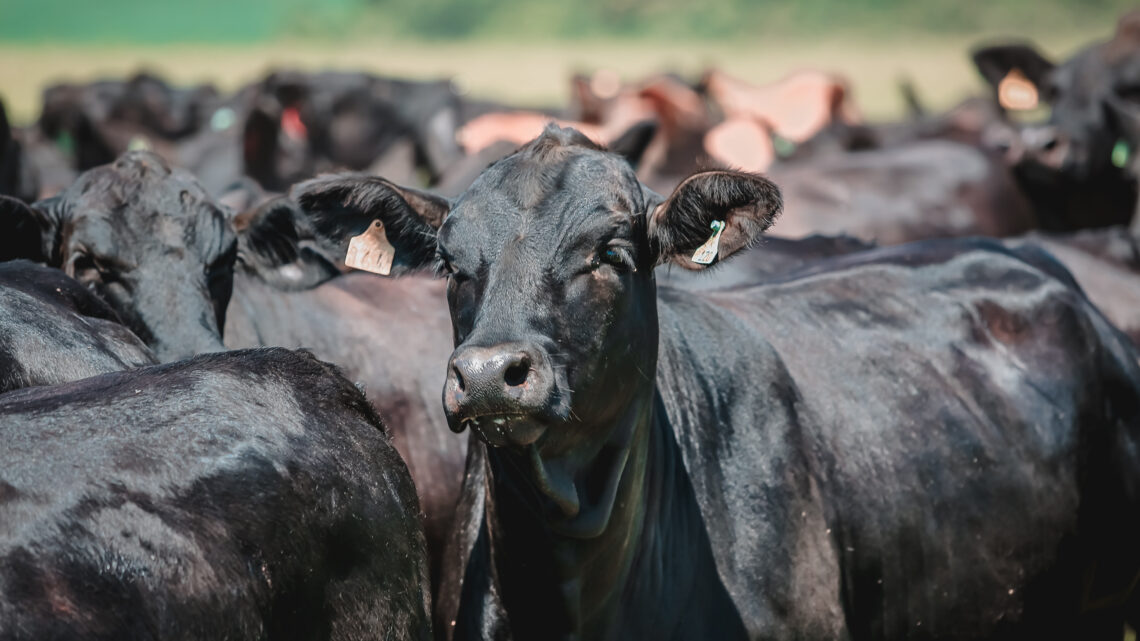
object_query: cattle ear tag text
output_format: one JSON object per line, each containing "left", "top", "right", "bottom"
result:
{"left": 1113, "top": 139, "right": 1132, "bottom": 169}
{"left": 691, "top": 220, "right": 726, "bottom": 265}
{"left": 345, "top": 220, "right": 395, "bottom": 276}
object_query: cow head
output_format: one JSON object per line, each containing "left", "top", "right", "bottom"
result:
{"left": 242, "top": 70, "right": 457, "bottom": 191}
{"left": 973, "top": 11, "right": 1140, "bottom": 181}
{"left": 291, "top": 126, "right": 780, "bottom": 531}
{"left": 0, "top": 151, "right": 236, "bottom": 361}
{"left": 38, "top": 73, "right": 218, "bottom": 172}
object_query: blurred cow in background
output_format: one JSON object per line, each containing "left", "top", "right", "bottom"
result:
{"left": 972, "top": 10, "right": 1140, "bottom": 231}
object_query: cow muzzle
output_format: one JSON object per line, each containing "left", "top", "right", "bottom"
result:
{"left": 1020, "top": 125, "right": 1071, "bottom": 171}
{"left": 443, "top": 341, "right": 557, "bottom": 447}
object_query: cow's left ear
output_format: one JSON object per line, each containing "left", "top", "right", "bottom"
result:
{"left": 234, "top": 197, "right": 343, "bottom": 290}
{"left": 291, "top": 174, "right": 451, "bottom": 275}
{"left": 971, "top": 43, "right": 1056, "bottom": 96}
{"left": 608, "top": 120, "right": 657, "bottom": 169}
{"left": 0, "top": 195, "right": 61, "bottom": 264}
{"left": 647, "top": 170, "right": 781, "bottom": 270}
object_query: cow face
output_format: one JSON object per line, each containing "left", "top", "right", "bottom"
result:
{"left": 292, "top": 126, "right": 780, "bottom": 523}
{"left": 0, "top": 151, "right": 236, "bottom": 361}
{"left": 973, "top": 11, "right": 1140, "bottom": 180}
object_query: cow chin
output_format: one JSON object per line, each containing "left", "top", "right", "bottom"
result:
{"left": 462, "top": 414, "right": 548, "bottom": 448}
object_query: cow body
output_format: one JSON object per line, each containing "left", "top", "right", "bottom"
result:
{"left": 1007, "top": 226, "right": 1140, "bottom": 346}
{"left": 768, "top": 140, "right": 1036, "bottom": 244}
{"left": 289, "top": 126, "right": 1140, "bottom": 640}
{"left": 662, "top": 227, "right": 1140, "bottom": 349}
{"left": 656, "top": 233, "right": 875, "bottom": 290}
{"left": 224, "top": 270, "right": 465, "bottom": 589}
{"left": 443, "top": 240, "right": 1140, "bottom": 640}
{"left": 0, "top": 260, "right": 155, "bottom": 393}
{"left": 0, "top": 348, "right": 431, "bottom": 641}
{"left": 0, "top": 154, "right": 467, "bottom": 598}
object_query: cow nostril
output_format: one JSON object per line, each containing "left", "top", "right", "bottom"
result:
{"left": 453, "top": 365, "right": 466, "bottom": 392}
{"left": 504, "top": 359, "right": 530, "bottom": 388}
{"left": 1042, "top": 137, "right": 1058, "bottom": 152}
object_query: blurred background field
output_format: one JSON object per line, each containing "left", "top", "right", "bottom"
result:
{"left": 0, "top": 0, "right": 1128, "bottom": 123}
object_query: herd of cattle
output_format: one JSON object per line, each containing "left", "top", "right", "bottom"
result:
{"left": 5, "top": 11, "right": 1140, "bottom": 641}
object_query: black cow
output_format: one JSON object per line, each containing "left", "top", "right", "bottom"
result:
{"left": 0, "top": 152, "right": 236, "bottom": 361}
{"left": 972, "top": 10, "right": 1140, "bottom": 230}
{"left": 222, "top": 229, "right": 464, "bottom": 592}
{"left": 0, "top": 99, "right": 38, "bottom": 203}
{"left": 0, "top": 347, "right": 431, "bottom": 640}
{"left": 295, "top": 126, "right": 1140, "bottom": 639}
{"left": 10, "top": 124, "right": 77, "bottom": 200}
{"left": 39, "top": 71, "right": 220, "bottom": 171}
{"left": 0, "top": 259, "right": 155, "bottom": 393}
{"left": 241, "top": 70, "right": 463, "bottom": 192}
{"left": 0, "top": 99, "right": 38, "bottom": 201}
{"left": 766, "top": 140, "right": 1037, "bottom": 244}
{"left": 656, "top": 233, "right": 875, "bottom": 290}
{"left": 0, "top": 154, "right": 466, "bottom": 592}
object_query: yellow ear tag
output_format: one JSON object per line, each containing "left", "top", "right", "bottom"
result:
{"left": 345, "top": 220, "right": 395, "bottom": 276}
{"left": 691, "top": 220, "right": 726, "bottom": 265}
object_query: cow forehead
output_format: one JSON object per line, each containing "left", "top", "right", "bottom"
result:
{"left": 67, "top": 165, "right": 216, "bottom": 223}
{"left": 442, "top": 146, "right": 645, "bottom": 246}
{"left": 63, "top": 164, "right": 229, "bottom": 253}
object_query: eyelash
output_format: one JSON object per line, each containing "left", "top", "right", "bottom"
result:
{"left": 597, "top": 245, "right": 635, "bottom": 271}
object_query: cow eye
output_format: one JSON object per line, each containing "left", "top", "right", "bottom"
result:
{"left": 70, "top": 251, "right": 113, "bottom": 284}
{"left": 438, "top": 258, "right": 469, "bottom": 283}
{"left": 596, "top": 244, "right": 634, "bottom": 271}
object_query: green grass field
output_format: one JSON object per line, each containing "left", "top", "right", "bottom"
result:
{"left": 0, "top": 28, "right": 1108, "bottom": 126}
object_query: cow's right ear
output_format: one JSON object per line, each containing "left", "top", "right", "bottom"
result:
{"left": 971, "top": 43, "right": 1056, "bottom": 96}
{"left": 0, "top": 195, "right": 61, "bottom": 264}
{"left": 290, "top": 174, "right": 450, "bottom": 275}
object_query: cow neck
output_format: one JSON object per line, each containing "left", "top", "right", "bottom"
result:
{"left": 481, "top": 348, "right": 725, "bottom": 637}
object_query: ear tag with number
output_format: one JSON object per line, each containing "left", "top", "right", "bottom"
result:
{"left": 1112, "top": 139, "right": 1132, "bottom": 169}
{"left": 691, "top": 220, "right": 726, "bottom": 265}
{"left": 345, "top": 220, "right": 395, "bottom": 276}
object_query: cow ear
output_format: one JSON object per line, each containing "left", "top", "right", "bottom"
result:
{"left": 0, "top": 195, "right": 60, "bottom": 263}
{"left": 608, "top": 120, "right": 657, "bottom": 170}
{"left": 242, "top": 105, "right": 280, "bottom": 190}
{"left": 291, "top": 174, "right": 450, "bottom": 275}
{"left": 234, "top": 197, "right": 342, "bottom": 290}
{"left": 971, "top": 43, "right": 1056, "bottom": 94}
{"left": 647, "top": 170, "right": 781, "bottom": 270}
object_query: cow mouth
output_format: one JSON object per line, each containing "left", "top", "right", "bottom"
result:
{"left": 460, "top": 413, "right": 547, "bottom": 448}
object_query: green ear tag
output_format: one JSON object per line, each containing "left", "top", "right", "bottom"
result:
{"left": 55, "top": 131, "right": 74, "bottom": 156}
{"left": 210, "top": 107, "right": 236, "bottom": 131}
{"left": 691, "top": 220, "right": 726, "bottom": 265}
{"left": 1112, "top": 139, "right": 1131, "bottom": 169}
{"left": 772, "top": 134, "right": 797, "bottom": 159}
